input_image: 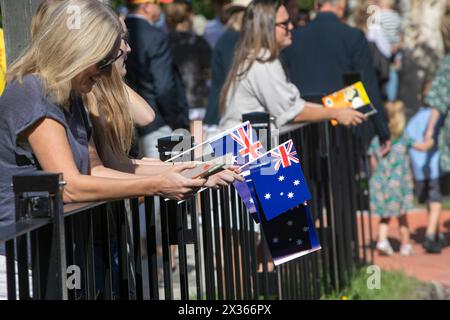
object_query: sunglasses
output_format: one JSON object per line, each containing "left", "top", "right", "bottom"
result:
{"left": 97, "top": 49, "right": 124, "bottom": 71}
{"left": 275, "top": 18, "right": 293, "bottom": 32}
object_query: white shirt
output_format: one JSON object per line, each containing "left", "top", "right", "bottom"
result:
{"left": 219, "top": 54, "right": 305, "bottom": 132}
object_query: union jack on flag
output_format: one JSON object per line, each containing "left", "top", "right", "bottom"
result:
{"left": 209, "top": 122, "right": 266, "bottom": 166}
{"left": 270, "top": 140, "right": 300, "bottom": 170}
{"left": 230, "top": 123, "right": 264, "bottom": 162}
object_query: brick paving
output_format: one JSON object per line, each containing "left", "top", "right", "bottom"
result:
{"left": 365, "top": 209, "right": 450, "bottom": 286}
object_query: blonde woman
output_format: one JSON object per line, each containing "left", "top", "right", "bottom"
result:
{"left": 368, "top": 101, "right": 434, "bottom": 256}
{"left": 0, "top": 0, "right": 223, "bottom": 227}
{"left": 29, "top": 1, "right": 241, "bottom": 185}
{"left": 32, "top": 1, "right": 155, "bottom": 153}
{"left": 218, "top": 0, "right": 366, "bottom": 133}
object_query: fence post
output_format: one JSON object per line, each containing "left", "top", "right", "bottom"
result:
{"left": 242, "top": 112, "right": 279, "bottom": 299}
{"left": 157, "top": 135, "right": 197, "bottom": 299}
{"left": 12, "top": 172, "right": 67, "bottom": 300}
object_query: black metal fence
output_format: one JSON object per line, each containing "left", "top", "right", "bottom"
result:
{"left": 0, "top": 115, "right": 374, "bottom": 300}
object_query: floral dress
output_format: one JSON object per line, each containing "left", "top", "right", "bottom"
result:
{"left": 369, "top": 135, "right": 414, "bottom": 218}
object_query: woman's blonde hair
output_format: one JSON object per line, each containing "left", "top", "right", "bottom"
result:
{"left": 30, "top": 0, "right": 61, "bottom": 39}
{"left": 84, "top": 66, "right": 133, "bottom": 161}
{"left": 385, "top": 101, "right": 406, "bottom": 139}
{"left": 220, "top": 0, "right": 281, "bottom": 115}
{"left": 7, "top": 0, "right": 122, "bottom": 107}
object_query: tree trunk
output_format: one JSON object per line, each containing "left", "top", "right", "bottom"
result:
{"left": 0, "top": 0, "right": 112, "bottom": 67}
{"left": 0, "top": 0, "right": 42, "bottom": 66}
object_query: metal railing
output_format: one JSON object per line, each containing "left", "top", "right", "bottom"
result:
{"left": 0, "top": 113, "right": 374, "bottom": 300}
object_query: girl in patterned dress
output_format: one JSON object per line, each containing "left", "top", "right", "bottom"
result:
{"left": 369, "top": 101, "right": 435, "bottom": 256}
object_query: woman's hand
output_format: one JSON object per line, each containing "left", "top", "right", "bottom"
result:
{"left": 204, "top": 166, "right": 244, "bottom": 190}
{"left": 154, "top": 163, "right": 206, "bottom": 201}
{"left": 336, "top": 108, "right": 366, "bottom": 127}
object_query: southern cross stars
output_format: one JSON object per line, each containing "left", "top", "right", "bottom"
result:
{"left": 278, "top": 175, "right": 285, "bottom": 182}
{"left": 293, "top": 180, "right": 300, "bottom": 186}
{"left": 264, "top": 193, "right": 271, "bottom": 200}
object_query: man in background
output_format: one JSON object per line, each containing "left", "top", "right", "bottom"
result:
{"left": 282, "top": 0, "right": 391, "bottom": 154}
{"left": 125, "top": 0, "right": 189, "bottom": 159}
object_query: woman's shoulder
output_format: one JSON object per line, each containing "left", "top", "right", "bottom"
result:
{"left": 4, "top": 74, "right": 42, "bottom": 96}
{"left": 246, "top": 55, "right": 283, "bottom": 76}
{"left": 0, "top": 74, "right": 64, "bottom": 120}
{"left": 0, "top": 74, "right": 44, "bottom": 109}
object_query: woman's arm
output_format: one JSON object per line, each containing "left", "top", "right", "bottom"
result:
{"left": 293, "top": 102, "right": 366, "bottom": 126}
{"left": 125, "top": 83, "right": 155, "bottom": 128}
{"left": 27, "top": 118, "right": 206, "bottom": 202}
{"left": 98, "top": 142, "right": 175, "bottom": 176}
{"left": 98, "top": 142, "right": 243, "bottom": 187}
{"left": 413, "top": 138, "right": 435, "bottom": 152}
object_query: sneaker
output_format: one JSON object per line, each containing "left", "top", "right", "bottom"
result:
{"left": 399, "top": 243, "right": 413, "bottom": 256}
{"left": 376, "top": 240, "right": 394, "bottom": 256}
{"left": 423, "top": 236, "right": 442, "bottom": 254}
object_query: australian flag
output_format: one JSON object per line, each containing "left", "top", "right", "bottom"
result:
{"left": 249, "top": 140, "right": 312, "bottom": 221}
{"left": 261, "top": 204, "right": 321, "bottom": 266}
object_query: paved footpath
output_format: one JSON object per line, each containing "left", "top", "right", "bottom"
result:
{"left": 367, "top": 209, "right": 450, "bottom": 286}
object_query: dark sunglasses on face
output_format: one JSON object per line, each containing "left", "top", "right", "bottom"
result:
{"left": 97, "top": 48, "right": 124, "bottom": 71}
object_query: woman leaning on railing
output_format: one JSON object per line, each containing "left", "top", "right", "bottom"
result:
{"left": 0, "top": 0, "right": 241, "bottom": 228}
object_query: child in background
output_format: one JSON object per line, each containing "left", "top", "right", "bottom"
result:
{"left": 369, "top": 101, "right": 434, "bottom": 256}
{"left": 405, "top": 83, "right": 446, "bottom": 253}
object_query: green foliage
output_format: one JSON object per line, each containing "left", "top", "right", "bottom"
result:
{"left": 192, "top": 0, "right": 215, "bottom": 19}
{"left": 297, "top": 0, "right": 314, "bottom": 10}
{"left": 322, "top": 267, "right": 422, "bottom": 300}
{"left": 111, "top": 0, "right": 126, "bottom": 9}
{"left": 443, "top": 200, "right": 450, "bottom": 210}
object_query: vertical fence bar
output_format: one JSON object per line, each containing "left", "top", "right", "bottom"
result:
{"left": 130, "top": 198, "right": 144, "bottom": 300}
{"left": 220, "top": 187, "right": 234, "bottom": 299}
{"left": 144, "top": 197, "right": 159, "bottom": 300}
{"left": 99, "top": 205, "right": 114, "bottom": 300}
{"left": 83, "top": 211, "right": 96, "bottom": 300}
{"left": 177, "top": 203, "right": 189, "bottom": 299}
{"left": 239, "top": 198, "right": 251, "bottom": 300}
{"left": 212, "top": 190, "right": 224, "bottom": 299}
{"left": 5, "top": 240, "right": 16, "bottom": 300}
{"left": 200, "top": 190, "right": 215, "bottom": 299}
{"left": 230, "top": 188, "right": 242, "bottom": 300}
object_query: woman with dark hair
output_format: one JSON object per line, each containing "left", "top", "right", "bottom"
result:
{"left": 218, "top": 0, "right": 366, "bottom": 132}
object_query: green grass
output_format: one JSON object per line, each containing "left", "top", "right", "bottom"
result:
{"left": 322, "top": 267, "right": 423, "bottom": 300}
{"left": 443, "top": 199, "right": 450, "bottom": 210}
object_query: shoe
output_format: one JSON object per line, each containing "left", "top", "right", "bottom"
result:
{"left": 437, "top": 233, "right": 447, "bottom": 248}
{"left": 423, "top": 236, "right": 442, "bottom": 254}
{"left": 376, "top": 240, "right": 394, "bottom": 256}
{"left": 399, "top": 243, "right": 413, "bottom": 256}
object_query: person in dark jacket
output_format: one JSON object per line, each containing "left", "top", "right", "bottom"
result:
{"left": 282, "top": 0, "right": 391, "bottom": 155}
{"left": 166, "top": 0, "right": 212, "bottom": 120}
{"left": 125, "top": 0, "right": 189, "bottom": 158}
